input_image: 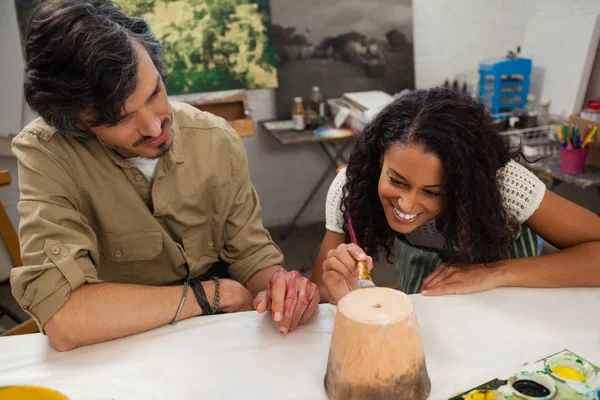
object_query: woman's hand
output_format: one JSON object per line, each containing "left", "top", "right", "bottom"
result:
{"left": 321, "top": 243, "right": 373, "bottom": 304}
{"left": 420, "top": 262, "right": 508, "bottom": 296}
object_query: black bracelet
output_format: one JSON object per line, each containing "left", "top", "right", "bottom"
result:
{"left": 189, "top": 278, "right": 213, "bottom": 316}
{"left": 211, "top": 276, "right": 221, "bottom": 314}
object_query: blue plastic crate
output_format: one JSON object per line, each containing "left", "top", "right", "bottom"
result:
{"left": 479, "top": 57, "right": 532, "bottom": 116}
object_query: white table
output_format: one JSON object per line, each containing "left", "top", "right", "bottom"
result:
{"left": 1, "top": 288, "right": 599, "bottom": 400}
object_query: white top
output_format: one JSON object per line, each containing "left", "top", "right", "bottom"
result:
{"left": 326, "top": 160, "right": 546, "bottom": 249}
{"left": 0, "top": 288, "right": 598, "bottom": 399}
{"left": 129, "top": 157, "right": 160, "bottom": 183}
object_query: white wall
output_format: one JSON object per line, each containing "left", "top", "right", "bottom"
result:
{"left": 413, "top": 0, "right": 600, "bottom": 105}
{"left": 0, "top": 0, "right": 25, "bottom": 136}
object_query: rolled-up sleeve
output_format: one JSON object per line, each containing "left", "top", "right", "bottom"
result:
{"left": 219, "top": 136, "right": 283, "bottom": 284}
{"left": 10, "top": 133, "right": 101, "bottom": 331}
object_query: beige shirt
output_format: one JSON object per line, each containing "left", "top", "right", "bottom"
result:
{"left": 10, "top": 102, "right": 283, "bottom": 329}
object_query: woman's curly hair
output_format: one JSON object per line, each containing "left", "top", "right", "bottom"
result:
{"left": 342, "top": 87, "right": 519, "bottom": 264}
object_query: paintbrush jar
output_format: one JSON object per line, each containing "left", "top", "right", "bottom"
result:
{"left": 324, "top": 287, "right": 430, "bottom": 399}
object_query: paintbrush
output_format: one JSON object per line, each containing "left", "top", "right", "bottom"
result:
{"left": 347, "top": 216, "right": 375, "bottom": 288}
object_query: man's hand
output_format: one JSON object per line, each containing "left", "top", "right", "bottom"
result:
{"left": 321, "top": 243, "right": 373, "bottom": 304}
{"left": 253, "top": 269, "right": 319, "bottom": 334}
{"left": 214, "top": 279, "right": 255, "bottom": 313}
{"left": 420, "top": 262, "right": 507, "bottom": 296}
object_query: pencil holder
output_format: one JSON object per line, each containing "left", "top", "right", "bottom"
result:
{"left": 560, "top": 147, "right": 588, "bottom": 174}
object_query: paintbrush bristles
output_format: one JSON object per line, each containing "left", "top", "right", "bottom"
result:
{"left": 358, "top": 279, "right": 375, "bottom": 288}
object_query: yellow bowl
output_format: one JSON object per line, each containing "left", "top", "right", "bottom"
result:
{"left": 0, "top": 386, "right": 68, "bottom": 400}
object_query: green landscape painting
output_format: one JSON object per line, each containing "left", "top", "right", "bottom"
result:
{"left": 14, "top": 0, "right": 279, "bottom": 95}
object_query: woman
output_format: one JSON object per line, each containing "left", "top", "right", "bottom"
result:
{"left": 312, "top": 87, "right": 600, "bottom": 304}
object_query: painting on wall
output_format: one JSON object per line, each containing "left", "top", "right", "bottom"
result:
{"left": 270, "top": 0, "right": 414, "bottom": 119}
{"left": 14, "top": 0, "right": 279, "bottom": 95}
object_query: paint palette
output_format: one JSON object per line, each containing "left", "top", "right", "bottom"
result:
{"left": 450, "top": 350, "right": 600, "bottom": 400}
{"left": 314, "top": 127, "right": 354, "bottom": 139}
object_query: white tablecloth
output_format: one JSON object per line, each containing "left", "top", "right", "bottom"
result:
{"left": 0, "top": 288, "right": 599, "bottom": 399}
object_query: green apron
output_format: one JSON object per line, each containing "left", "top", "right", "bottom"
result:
{"left": 395, "top": 224, "right": 539, "bottom": 294}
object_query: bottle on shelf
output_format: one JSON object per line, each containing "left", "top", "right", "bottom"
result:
{"left": 304, "top": 86, "right": 323, "bottom": 129}
{"left": 292, "top": 97, "right": 306, "bottom": 131}
{"left": 309, "top": 86, "right": 325, "bottom": 117}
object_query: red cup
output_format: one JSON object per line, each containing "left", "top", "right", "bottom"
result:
{"left": 560, "top": 147, "right": 588, "bottom": 174}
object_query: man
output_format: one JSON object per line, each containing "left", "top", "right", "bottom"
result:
{"left": 11, "top": 0, "right": 318, "bottom": 351}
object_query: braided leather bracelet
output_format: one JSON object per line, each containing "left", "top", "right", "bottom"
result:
{"left": 211, "top": 276, "right": 220, "bottom": 314}
{"left": 189, "top": 278, "right": 214, "bottom": 316}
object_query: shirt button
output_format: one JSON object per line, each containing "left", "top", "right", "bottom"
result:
{"left": 114, "top": 250, "right": 123, "bottom": 258}
{"left": 207, "top": 240, "right": 214, "bottom": 248}
{"left": 51, "top": 246, "right": 60, "bottom": 255}
{"left": 135, "top": 174, "right": 144, "bottom": 181}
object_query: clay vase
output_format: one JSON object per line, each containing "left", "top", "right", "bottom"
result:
{"left": 324, "top": 287, "right": 430, "bottom": 400}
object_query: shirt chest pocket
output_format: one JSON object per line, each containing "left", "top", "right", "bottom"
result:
{"left": 98, "top": 229, "right": 163, "bottom": 263}
{"left": 181, "top": 224, "right": 221, "bottom": 269}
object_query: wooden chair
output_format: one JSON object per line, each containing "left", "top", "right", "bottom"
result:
{"left": 0, "top": 170, "right": 39, "bottom": 336}
{"left": 2, "top": 319, "right": 39, "bottom": 336}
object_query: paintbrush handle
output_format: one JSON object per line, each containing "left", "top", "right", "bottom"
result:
{"left": 347, "top": 216, "right": 360, "bottom": 247}
{"left": 357, "top": 261, "right": 373, "bottom": 285}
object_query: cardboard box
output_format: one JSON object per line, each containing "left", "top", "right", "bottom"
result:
{"left": 569, "top": 114, "right": 600, "bottom": 168}
{"left": 186, "top": 91, "right": 255, "bottom": 137}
